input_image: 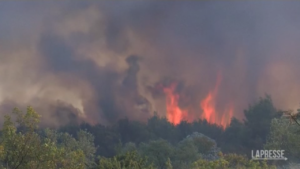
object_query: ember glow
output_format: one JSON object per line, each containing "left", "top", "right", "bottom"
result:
{"left": 163, "top": 74, "right": 233, "bottom": 129}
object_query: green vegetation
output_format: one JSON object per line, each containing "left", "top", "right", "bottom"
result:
{"left": 0, "top": 95, "right": 298, "bottom": 168}
{"left": 0, "top": 107, "right": 88, "bottom": 169}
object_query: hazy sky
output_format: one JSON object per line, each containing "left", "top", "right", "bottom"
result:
{"left": 1, "top": 1, "right": 300, "bottom": 127}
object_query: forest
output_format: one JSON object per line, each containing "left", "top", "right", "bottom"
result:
{"left": 0, "top": 95, "right": 299, "bottom": 169}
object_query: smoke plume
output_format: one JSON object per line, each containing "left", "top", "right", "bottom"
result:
{"left": 1, "top": 1, "right": 300, "bottom": 127}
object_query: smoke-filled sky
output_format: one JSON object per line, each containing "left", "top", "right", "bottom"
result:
{"left": 1, "top": 1, "right": 300, "bottom": 127}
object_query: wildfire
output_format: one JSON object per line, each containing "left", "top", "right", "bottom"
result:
{"left": 220, "top": 105, "right": 233, "bottom": 129}
{"left": 200, "top": 93, "right": 216, "bottom": 124}
{"left": 163, "top": 83, "right": 188, "bottom": 125}
{"left": 162, "top": 73, "right": 233, "bottom": 129}
{"left": 200, "top": 74, "right": 221, "bottom": 124}
{"left": 200, "top": 73, "right": 233, "bottom": 129}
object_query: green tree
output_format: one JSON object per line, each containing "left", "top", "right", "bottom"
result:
{"left": 89, "top": 124, "right": 120, "bottom": 157}
{"left": 172, "top": 139, "right": 200, "bottom": 168}
{"left": 139, "top": 139, "right": 174, "bottom": 169}
{"left": 191, "top": 153, "right": 276, "bottom": 169}
{"left": 243, "top": 95, "right": 280, "bottom": 150}
{"left": 221, "top": 118, "right": 248, "bottom": 154}
{"left": 191, "top": 158, "right": 229, "bottom": 169}
{"left": 120, "top": 142, "right": 137, "bottom": 154}
{"left": 265, "top": 117, "right": 300, "bottom": 161}
{"left": 116, "top": 119, "right": 153, "bottom": 144}
{"left": 165, "top": 158, "right": 173, "bottom": 169}
{"left": 147, "top": 116, "right": 178, "bottom": 143}
{"left": 98, "top": 151, "right": 154, "bottom": 169}
{"left": 44, "top": 128, "right": 97, "bottom": 168}
{"left": 0, "top": 107, "right": 89, "bottom": 169}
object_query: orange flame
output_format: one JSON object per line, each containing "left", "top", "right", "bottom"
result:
{"left": 220, "top": 105, "right": 233, "bottom": 129}
{"left": 163, "top": 83, "right": 188, "bottom": 125}
{"left": 200, "top": 73, "right": 233, "bottom": 129}
{"left": 200, "top": 93, "right": 216, "bottom": 124}
{"left": 162, "top": 73, "right": 233, "bottom": 129}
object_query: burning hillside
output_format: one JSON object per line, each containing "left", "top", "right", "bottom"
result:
{"left": 157, "top": 73, "right": 233, "bottom": 129}
{"left": 1, "top": 2, "right": 300, "bottom": 128}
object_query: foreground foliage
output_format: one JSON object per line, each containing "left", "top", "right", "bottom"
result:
{"left": 0, "top": 107, "right": 95, "bottom": 169}
{"left": 0, "top": 95, "right": 298, "bottom": 169}
{"left": 98, "top": 151, "right": 154, "bottom": 169}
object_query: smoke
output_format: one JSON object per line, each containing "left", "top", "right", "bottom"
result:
{"left": 1, "top": 1, "right": 300, "bottom": 127}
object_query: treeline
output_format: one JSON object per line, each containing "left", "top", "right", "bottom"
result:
{"left": 0, "top": 95, "right": 299, "bottom": 168}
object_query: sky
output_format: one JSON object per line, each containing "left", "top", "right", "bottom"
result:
{"left": 1, "top": 1, "right": 300, "bottom": 127}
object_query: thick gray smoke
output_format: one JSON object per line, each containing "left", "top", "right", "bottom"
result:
{"left": 1, "top": 1, "right": 300, "bottom": 127}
